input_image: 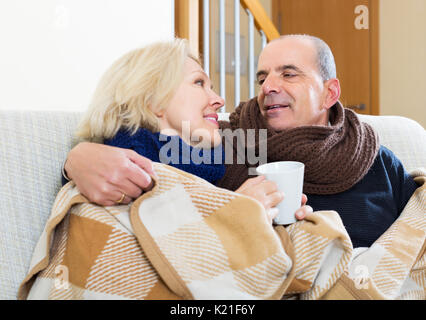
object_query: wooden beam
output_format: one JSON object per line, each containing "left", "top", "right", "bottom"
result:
{"left": 370, "top": 0, "right": 380, "bottom": 115}
{"left": 175, "top": 0, "right": 199, "bottom": 56}
{"left": 240, "top": 0, "right": 280, "bottom": 41}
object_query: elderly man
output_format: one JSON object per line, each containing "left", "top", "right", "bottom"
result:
{"left": 64, "top": 35, "right": 418, "bottom": 248}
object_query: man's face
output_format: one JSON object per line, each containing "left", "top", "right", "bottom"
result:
{"left": 256, "top": 37, "right": 330, "bottom": 131}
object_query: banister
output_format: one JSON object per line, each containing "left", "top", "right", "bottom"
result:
{"left": 240, "top": 0, "right": 280, "bottom": 41}
{"left": 176, "top": 0, "right": 280, "bottom": 110}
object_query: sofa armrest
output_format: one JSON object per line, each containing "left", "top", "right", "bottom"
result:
{"left": 358, "top": 114, "right": 426, "bottom": 172}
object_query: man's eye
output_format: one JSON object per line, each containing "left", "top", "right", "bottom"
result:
{"left": 283, "top": 73, "right": 296, "bottom": 78}
{"left": 257, "top": 79, "right": 265, "bottom": 85}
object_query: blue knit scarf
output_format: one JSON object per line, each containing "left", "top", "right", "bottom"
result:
{"left": 104, "top": 128, "right": 226, "bottom": 184}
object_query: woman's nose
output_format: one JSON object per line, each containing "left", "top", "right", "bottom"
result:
{"left": 210, "top": 91, "right": 225, "bottom": 110}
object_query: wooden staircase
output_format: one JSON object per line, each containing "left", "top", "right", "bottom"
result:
{"left": 175, "top": 0, "right": 280, "bottom": 110}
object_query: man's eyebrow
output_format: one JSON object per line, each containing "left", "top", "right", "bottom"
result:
{"left": 256, "top": 70, "right": 268, "bottom": 79}
{"left": 277, "top": 64, "right": 304, "bottom": 74}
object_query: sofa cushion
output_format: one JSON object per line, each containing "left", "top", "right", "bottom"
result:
{"left": 0, "top": 110, "right": 82, "bottom": 299}
{"left": 358, "top": 114, "right": 426, "bottom": 173}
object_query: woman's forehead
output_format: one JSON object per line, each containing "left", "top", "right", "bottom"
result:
{"left": 184, "top": 57, "right": 207, "bottom": 76}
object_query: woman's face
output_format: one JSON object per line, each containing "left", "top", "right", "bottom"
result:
{"left": 157, "top": 57, "right": 224, "bottom": 148}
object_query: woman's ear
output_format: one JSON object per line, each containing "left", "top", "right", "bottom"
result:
{"left": 152, "top": 106, "right": 164, "bottom": 118}
{"left": 323, "top": 78, "right": 341, "bottom": 110}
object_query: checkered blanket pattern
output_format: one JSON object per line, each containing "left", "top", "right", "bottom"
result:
{"left": 18, "top": 164, "right": 425, "bottom": 300}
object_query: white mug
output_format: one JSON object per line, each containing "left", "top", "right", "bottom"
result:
{"left": 256, "top": 161, "right": 305, "bottom": 225}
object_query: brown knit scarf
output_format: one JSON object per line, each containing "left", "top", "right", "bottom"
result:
{"left": 217, "top": 97, "right": 379, "bottom": 195}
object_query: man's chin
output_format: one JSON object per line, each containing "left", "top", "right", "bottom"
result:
{"left": 266, "top": 118, "right": 295, "bottom": 131}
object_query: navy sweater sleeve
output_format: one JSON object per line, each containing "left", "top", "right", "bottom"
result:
{"left": 61, "top": 174, "right": 68, "bottom": 186}
{"left": 306, "top": 145, "right": 418, "bottom": 248}
{"left": 379, "top": 146, "right": 418, "bottom": 214}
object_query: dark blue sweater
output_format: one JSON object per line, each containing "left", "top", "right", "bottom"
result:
{"left": 306, "top": 145, "right": 418, "bottom": 248}
{"left": 104, "top": 128, "right": 226, "bottom": 185}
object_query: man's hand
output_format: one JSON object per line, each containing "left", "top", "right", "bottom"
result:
{"left": 295, "top": 194, "right": 312, "bottom": 220}
{"left": 65, "top": 142, "right": 157, "bottom": 206}
{"left": 235, "top": 176, "right": 313, "bottom": 224}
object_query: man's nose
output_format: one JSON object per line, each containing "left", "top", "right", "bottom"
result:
{"left": 262, "top": 75, "right": 281, "bottom": 95}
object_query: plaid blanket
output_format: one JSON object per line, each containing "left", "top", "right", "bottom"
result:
{"left": 319, "top": 169, "right": 425, "bottom": 300}
{"left": 18, "top": 164, "right": 425, "bottom": 300}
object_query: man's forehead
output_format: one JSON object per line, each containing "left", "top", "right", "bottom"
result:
{"left": 257, "top": 37, "right": 317, "bottom": 71}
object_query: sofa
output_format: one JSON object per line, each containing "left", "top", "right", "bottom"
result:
{"left": 0, "top": 110, "right": 425, "bottom": 300}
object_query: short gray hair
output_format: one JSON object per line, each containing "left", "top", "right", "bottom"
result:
{"left": 275, "top": 34, "right": 337, "bottom": 80}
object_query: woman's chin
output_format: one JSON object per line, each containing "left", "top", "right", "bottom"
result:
{"left": 209, "top": 131, "right": 222, "bottom": 148}
{"left": 189, "top": 128, "right": 221, "bottom": 149}
{"left": 211, "top": 135, "right": 222, "bottom": 148}
{"left": 193, "top": 136, "right": 222, "bottom": 149}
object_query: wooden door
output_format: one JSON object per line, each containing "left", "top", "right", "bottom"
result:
{"left": 272, "top": 0, "right": 379, "bottom": 115}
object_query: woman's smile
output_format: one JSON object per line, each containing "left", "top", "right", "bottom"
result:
{"left": 203, "top": 113, "right": 219, "bottom": 127}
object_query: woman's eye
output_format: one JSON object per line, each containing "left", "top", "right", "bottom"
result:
{"left": 195, "top": 79, "right": 204, "bottom": 86}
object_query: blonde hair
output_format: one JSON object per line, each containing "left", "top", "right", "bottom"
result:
{"left": 76, "top": 38, "right": 198, "bottom": 142}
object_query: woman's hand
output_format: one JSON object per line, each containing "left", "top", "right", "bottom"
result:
{"left": 235, "top": 176, "right": 313, "bottom": 224}
{"left": 64, "top": 142, "right": 157, "bottom": 206}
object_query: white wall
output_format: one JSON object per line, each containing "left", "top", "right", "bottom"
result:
{"left": 0, "top": 0, "right": 174, "bottom": 112}
{"left": 380, "top": 0, "right": 426, "bottom": 128}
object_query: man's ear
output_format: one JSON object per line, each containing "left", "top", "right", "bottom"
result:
{"left": 323, "top": 78, "right": 341, "bottom": 110}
